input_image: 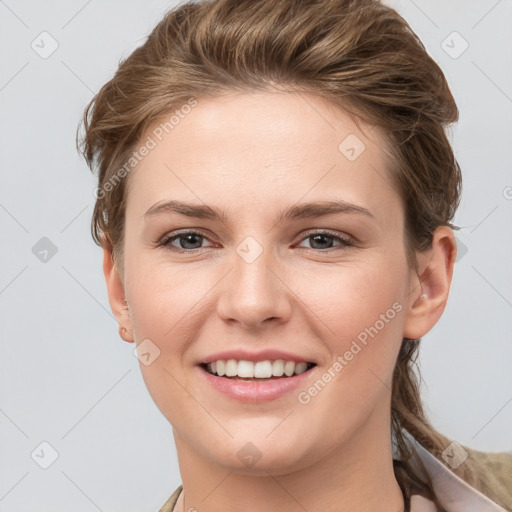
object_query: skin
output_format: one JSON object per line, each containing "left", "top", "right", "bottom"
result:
{"left": 103, "top": 89, "right": 457, "bottom": 512}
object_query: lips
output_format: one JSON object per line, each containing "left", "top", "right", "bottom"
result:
{"left": 196, "top": 348, "right": 317, "bottom": 402}
{"left": 198, "top": 363, "right": 316, "bottom": 401}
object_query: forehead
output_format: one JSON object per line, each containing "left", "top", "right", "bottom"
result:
{"left": 125, "top": 90, "right": 400, "bottom": 224}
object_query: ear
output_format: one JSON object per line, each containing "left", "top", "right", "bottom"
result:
{"left": 402, "top": 226, "right": 457, "bottom": 340}
{"left": 103, "top": 247, "right": 134, "bottom": 343}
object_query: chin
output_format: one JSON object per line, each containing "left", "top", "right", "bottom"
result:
{"left": 197, "top": 433, "right": 319, "bottom": 476}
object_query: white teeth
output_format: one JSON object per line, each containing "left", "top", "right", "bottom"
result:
{"left": 294, "top": 362, "right": 308, "bottom": 375}
{"left": 225, "top": 359, "right": 238, "bottom": 377}
{"left": 272, "top": 359, "right": 285, "bottom": 376}
{"left": 254, "top": 361, "right": 272, "bottom": 378}
{"left": 284, "top": 361, "right": 295, "bottom": 377}
{"left": 216, "top": 360, "right": 225, "bottom": 376}
{"left": 237, "top": 360, "right": 254, "bottom": 378}
{"left": 205, "top": 359, "right": 314, "bottom": 378}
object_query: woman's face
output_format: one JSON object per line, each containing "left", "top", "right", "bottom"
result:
{"left": 115, "top": 90, "right": 421, "bottom": 473}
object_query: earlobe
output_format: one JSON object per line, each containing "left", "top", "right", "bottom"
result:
{"left": 102, "top": 247, "right": 134, "bottom": 343}
{"left": 402, "top": 227, "right": 457, "bottom": 340}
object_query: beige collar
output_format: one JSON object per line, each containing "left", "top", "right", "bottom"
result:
{"left": 405, "top": 432, "right": 506, "bottom": 511}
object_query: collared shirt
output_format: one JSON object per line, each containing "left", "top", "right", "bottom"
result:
{"left": 405, "top": 435, "right": 508, "bottom": 511}
{"left": 158, "top": 434, "right": 510, "bottom": 512}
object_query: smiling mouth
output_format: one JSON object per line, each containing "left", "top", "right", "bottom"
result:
{"left": 199, "top": 363, "right": 316, "bottom": 382}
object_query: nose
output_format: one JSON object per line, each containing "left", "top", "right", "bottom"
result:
{"left": 216, "top": 244, "right": 293, "bottom": 329}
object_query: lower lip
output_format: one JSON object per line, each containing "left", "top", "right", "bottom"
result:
{"left": 198, "top": 365, "right": 315, "bottom": 402}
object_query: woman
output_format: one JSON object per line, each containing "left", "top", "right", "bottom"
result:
{"left": 78, "top": 0, "right": 512, "bottom": 511}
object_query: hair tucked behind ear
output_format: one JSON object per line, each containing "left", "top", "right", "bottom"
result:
{"left": 77, "top": 0, "right": 509, "bottom": 508}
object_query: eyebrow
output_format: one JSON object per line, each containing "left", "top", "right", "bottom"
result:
{"left": 143, "top": 199, "right": 374, "bottom": 223}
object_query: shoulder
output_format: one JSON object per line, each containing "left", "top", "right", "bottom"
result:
{"left": 158, "top": 485, "right": 182, "bottom": 512}
{"left": 405, "top": 433, "right": 511, "bottom": 511}
{"left": 466, "top": 447, "right": 512, "bottom": 511}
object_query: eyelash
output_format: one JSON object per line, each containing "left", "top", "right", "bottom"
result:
{"left": 158, "top": 229, "right": 355, "bottom": 253}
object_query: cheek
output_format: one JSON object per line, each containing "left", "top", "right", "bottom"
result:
{"left": 125, "top": 251, "right": 204, "bottom": 339}
{"left": 123, "top": 255, "right": 220, "bottom": 416}
{"left": 291, "top": 268, "right": 406, "bottom": 444}
{"left": 295, "top": 259, "right": 406, "bottom": 343}
{"left": 292, "top": 257, "right": 408, "bottom": 409}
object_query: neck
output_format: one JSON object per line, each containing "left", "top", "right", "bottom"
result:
{"left": 173, "top": 414, "right": 404, "bottom": 512}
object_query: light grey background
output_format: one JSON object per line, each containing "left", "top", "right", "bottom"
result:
{"left": 1, "top": 1, "right": 511, "bottom": 511}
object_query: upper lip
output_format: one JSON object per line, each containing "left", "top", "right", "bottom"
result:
{"left": 198, "top": 349, "right": 316, "bottom": 365}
